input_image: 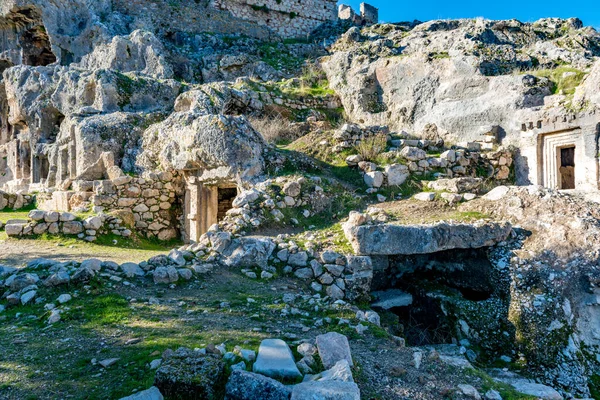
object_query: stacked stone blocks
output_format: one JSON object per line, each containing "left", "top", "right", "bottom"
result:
{"left": 213, "top": 0, "right": 338, "bottom": 38}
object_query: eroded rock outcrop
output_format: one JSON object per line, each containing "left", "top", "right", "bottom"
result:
{"left": 343, "top": 217, "right": 512, "bottom": 256}
{"left": 323, "top": 18, "right": 600, "bottom": 142}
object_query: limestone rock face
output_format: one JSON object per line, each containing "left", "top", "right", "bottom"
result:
{"left": 77, "top": 30, "right": 174, "bottom": 79}
{"left": 323, "top": 18, "right": 600, "bottom": 142}
{"left": 344, "top": 221, "right": 512, "bottom": 255}
{"left": 574, "top": 59, "right": 600, "bottom": 107}
{"left": 137, "top": 112, "right": 265, "bottom": 182}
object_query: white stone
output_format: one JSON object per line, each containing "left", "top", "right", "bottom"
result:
{"left": 413, "top": 192, "right": 435, "bottom": 201}
{"left": 57, "top": 294, "right": 72, "bottom": 304}
{"left": 364, "top": 171, "right": 384, "bottom": 188}
{"left": 253, "top": 339, "right": 302, "bottom": 380}
{"left": 315, "top": 332, "right": 353, "bottom": 369}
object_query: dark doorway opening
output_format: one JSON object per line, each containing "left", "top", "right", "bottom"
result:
{"left": 559, "top": 146, "right": 575, "bottom": 189}
{"left": 217, "top": 187, "right": 237, "bottom": 221}
{"left": 20, "top": 26, "right": 57, "bottom": 66}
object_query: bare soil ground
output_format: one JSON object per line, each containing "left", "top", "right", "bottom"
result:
{"left": 0, "top": 236, "right": 168, "bottom": 267}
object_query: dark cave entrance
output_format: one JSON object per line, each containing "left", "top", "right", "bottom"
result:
{"left": 378, "top": 248, "right": 500, "bottom": 346}
{"left": 217, "top": 187, "right": 237, "bottom": 222}
{"left": 20, "top": 26, "right": 57, "bottom": 66}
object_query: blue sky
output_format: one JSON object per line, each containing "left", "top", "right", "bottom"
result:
{"left": 338, "top": 1, "right": 600, "bottom": 29}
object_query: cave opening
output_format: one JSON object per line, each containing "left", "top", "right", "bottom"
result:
{"left": 217, "top": 187, "right": 237, "bottom": 221}
{"left": 377, "top": 248, "right": 500, "bottom": 346}
{"left": 20, "top": 25, "right": 57, "bottom": 66}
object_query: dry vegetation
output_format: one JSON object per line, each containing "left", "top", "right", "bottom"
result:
{"left": 249, "top": 114, "right": 299, "bottom": 144}
{"left": 354, "top": 134, "right": 388, "bottom": 161}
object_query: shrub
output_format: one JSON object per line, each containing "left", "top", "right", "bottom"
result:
{"left": 249, "top": 114, "right": 298, "bottom": 144}
{"left": 354, "top": 134, "right": 388, "bottom": 161}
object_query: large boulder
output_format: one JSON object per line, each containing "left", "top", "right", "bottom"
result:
{"left": 154, "top": 348, "right": 226, "bottom": 399}
{"left": 344, "top": 221, "right": 512, "bottom": 256}
{"left": 225, "top": 370, "right": 291, "bottom": 400}
{"left": 291, "top": 381, "right": 360, "bottom": 400}
{"left": 315, "top": 333, "right": 353, "bottom": 370}
{"left": 137, "top": 112, "right": 265, "bottom": 183}
{"left": 221, "top": 237, "right": 276, "bottom": 269}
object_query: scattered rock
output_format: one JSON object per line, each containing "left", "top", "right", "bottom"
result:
{"left": 291, "top": 381, "right": 360, "bottom": 400}
{"left": 315, "top": 332, "right": 353, "bottom": 369}
{"left": 225, "top": 370, "right": 291, "bottom": 400}
{"left": 253, "top": 339, "right": 302, "bottom": 380}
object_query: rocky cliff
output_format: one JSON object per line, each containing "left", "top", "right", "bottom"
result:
{"left": 323, "top": 18, "right": 600, "bottom": 143}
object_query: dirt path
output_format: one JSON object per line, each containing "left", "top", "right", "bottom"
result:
{"left": 0, "top": 237, "right": 169, "bottom": 267}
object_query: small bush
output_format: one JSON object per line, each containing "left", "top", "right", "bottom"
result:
{"left": 354, "top": 134, "right": 388, "bottom": 161}
{"left": 249, "top": 114, "right": 298, "bottom": 144}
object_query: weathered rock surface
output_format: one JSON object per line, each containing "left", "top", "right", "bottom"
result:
{"left": 315, "top": 332, "right": 353, "bottom": 370}
{"left": 344, "top": 221, "right": 512, "bottom": 255}
{"left": 154, "top": 348, "right": 225, "bottom": 399}
{"left": 221, "top": 237, "right": 276, "bottom": 269}
{"left": 252, "top": 339, "right": 302, "bottom": 380}
{"left": 119, "top": 387, "right": 164, "bottom": 400}
{"left": 323, "top": 18, "right": 598, "bottom": 142}
{"left": 136, "top": 113, "right": 265, "bottom": 182}
{"left": 291, "top": 381, "right": 360, "bottom": 400}
{"left": 225, "top": 370, "right": 291, "bottom": 400}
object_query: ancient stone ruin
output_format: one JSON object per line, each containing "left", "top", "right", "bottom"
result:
{"left": 4, "top": 1, "right": 600, "bottom": 400}
{"left": 213, "top": 0, "right": 338, "bottom": 38}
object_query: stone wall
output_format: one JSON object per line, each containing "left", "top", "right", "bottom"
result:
{"left": 3, "top": 210, "right": 132, "bottom": 242}
{"left": 112, "top": 0, "right": 276, "bottom": 40}
{"left": 338, "top": 3, "right": 378, "bottom": 26}
{"left": 0, "top": 190, "right": 34, "bottom": 210}
{"left": 213, "top": 0, "right": 337, "bottom": 38}
{"left": 90, "top": 172, "right": 184, "bottom": 241}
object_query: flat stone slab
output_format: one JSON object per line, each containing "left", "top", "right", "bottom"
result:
{"left": 344, "top": 221, "right": 511, "bottom": 256}
{"left": 371, "top": 289, "right": 413, "bottom": 310}
{"left": 253, "top": 339, "right": 302, "bottom": 380}
{"left": 291, "top": 381, "right": 360, "bottom": 400}
{"left": 315, "top": 332, "right": 353, "bottom": 370}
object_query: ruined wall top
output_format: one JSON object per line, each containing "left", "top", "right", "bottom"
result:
{"left": 212, "top": 0, "right": 338, "bottom": 38}
{"left": 338, "top": 2, "right": 379, "bottom": 26}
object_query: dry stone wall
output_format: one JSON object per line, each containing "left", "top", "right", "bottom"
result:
{"left": 90, "top": 172, "right": 184, "bottom": 241}
{"left": 3, "top": 211, "right": 130, "bottom": 242}
{"left": 0, "top": 190, "right": 34, "bottom": 210}
{"left": 213, "top": 0, "right": 338, "bottom": 38}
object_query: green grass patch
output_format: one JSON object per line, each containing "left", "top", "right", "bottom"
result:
{"left": 64, "top": 293, "right": 132, "bottom": 328}
{"left": 530, "top": 66, "right": 587, "bottom": 96}
{"left": 0, "top": 209, "right": 32, "bottom": 223}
